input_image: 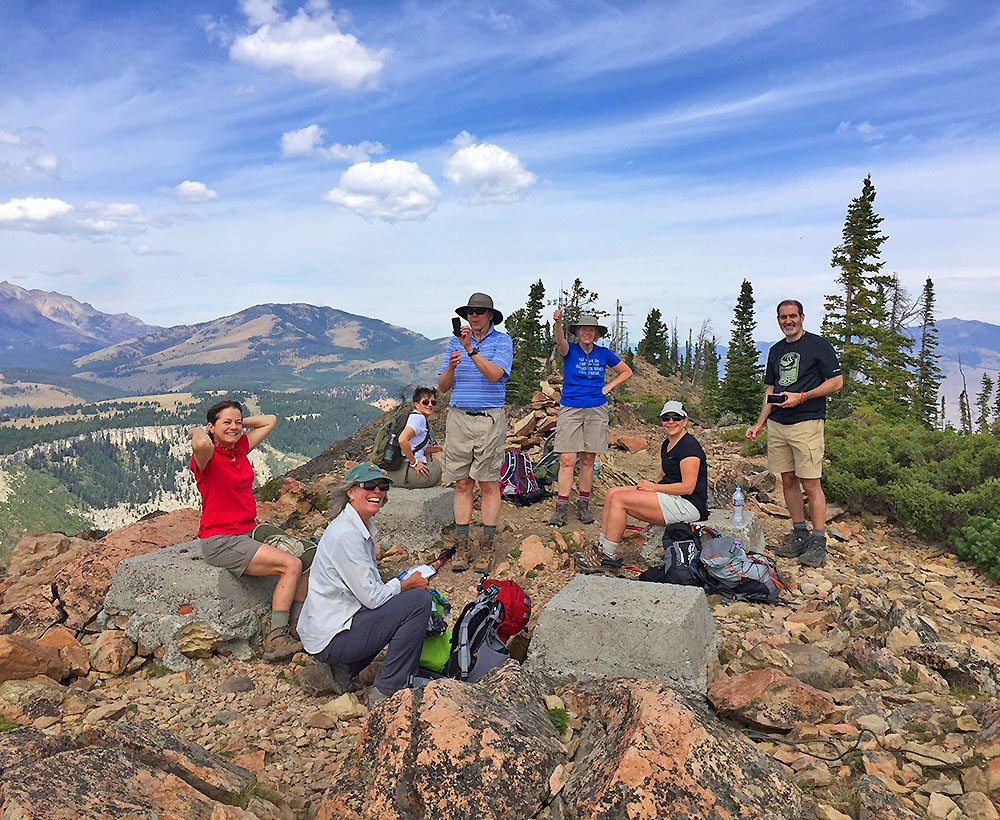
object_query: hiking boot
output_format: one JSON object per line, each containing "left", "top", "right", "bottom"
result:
{"left": 798, "top": 533, "right": 828, "bottom": 568}
{"left": 452, "top": 535, "right": 472, "bottom": 572}
{"left": 548, "top": 502, "right": 568, "bottom": 527}
{"left": 473, "top": 536, "right": 494, "bottom": 575}
{"left": 367, "top": 686, "right": 391, "bottom": 708}
{"left": 574, "top": 544, "right": 622, "bottom": 574}
{"left": 262, "top": 627, "right": 302, "bottom": 662}
{"left": 773, "top": 528, "right": 810, "bottom": 558}
{"left": 576, "top": 499, "right": 595, "bottom": 525}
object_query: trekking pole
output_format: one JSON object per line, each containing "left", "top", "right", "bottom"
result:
{"left": 428, "top": 547, "right": 456, "bottom": 572}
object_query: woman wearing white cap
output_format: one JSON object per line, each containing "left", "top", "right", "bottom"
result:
{"left": 575, "top": 400, "right": 708, "bottom": 572}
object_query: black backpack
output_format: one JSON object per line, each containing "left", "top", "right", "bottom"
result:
{"left": 637, "top": 523, "right": 721, "bottom": 586}
{"left": 370, "top": 413, "right": 430, "bottom": 471}
{"left": 443, "top": 584, "right": 511, "bottom": 682}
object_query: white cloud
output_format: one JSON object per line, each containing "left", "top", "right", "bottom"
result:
{"left": 323, "top": 159, "right": 440, "bottom": 222}
{"left": 168, "top": 180, "right": 219, "bottom": 202}
{"left": 133, "top": 244, "right": 181, "bottom": 256}
{"left": 836, "top": 120, "right": 885, "bottom": 142}
{"left": 281, "top": 124, "right": 384, "bottom": 162}
{"left": 230, "top": 0, "right": 387, "bottom": 90}
{"left": 443, "top": 133, "right": 536, "bottom": 204}
{"left": 0, "top": 131, "right": 21, "bottom": 145}
{"left": 0, "top": 196, "right": 73, "bottom": 223}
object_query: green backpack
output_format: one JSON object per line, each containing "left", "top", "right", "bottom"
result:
{"left": 370, "top": 411, "right": 430, "bottom": 471}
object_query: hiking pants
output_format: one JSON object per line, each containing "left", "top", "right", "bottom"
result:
{"left": 313, "top": 588, "right": 432, "bottom": 694}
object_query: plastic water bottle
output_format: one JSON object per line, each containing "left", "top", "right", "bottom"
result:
{"left": 593, "top": 457, "right": 600, "bottom": 477}
{"left": 732, "top": 485, "right": 745, "bottom": 526}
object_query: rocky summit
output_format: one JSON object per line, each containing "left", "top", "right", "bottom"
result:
{"left": 1, "top": 366, "right": 1000, "bottom": 819}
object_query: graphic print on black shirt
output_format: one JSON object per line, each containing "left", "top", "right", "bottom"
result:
{"left": 764, "top": 331, "right": 841, "bottom": 425}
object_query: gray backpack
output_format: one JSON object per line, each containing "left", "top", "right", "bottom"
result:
{"left": 699, "top": 536, "right": 785, "bottom": 604}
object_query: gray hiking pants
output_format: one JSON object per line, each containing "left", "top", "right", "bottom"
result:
{"left": 312, "top": 588, "right": 432, "bottom": 695}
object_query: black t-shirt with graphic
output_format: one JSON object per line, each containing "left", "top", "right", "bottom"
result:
{"left": 764, "top": 331, "right": 842, "bottom": 425}
{"left": 658, "top": 432, "right": 709, "bottom": 520}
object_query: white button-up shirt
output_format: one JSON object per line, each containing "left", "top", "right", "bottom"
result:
{"left": 296, "top": 503, "right": 401, "bottom": 654}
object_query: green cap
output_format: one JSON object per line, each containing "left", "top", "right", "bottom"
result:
{"left": 345, "top": 463, "right": 393, "bottom": 484}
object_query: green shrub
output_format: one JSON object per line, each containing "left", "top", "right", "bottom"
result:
{"left": 626, "top": 393, "right": 666, "bottom": 425}
{"left": 547, "top": 707, "right": 569, "bottom": 732}
{"left": 740, "top": 431, "right": 766, "bottom": 457}
{"left": 954, "top": 509, "right": 1000, "bottom": 581}
{"left": 719, "top": 427, "right": 746, "bottom": 443}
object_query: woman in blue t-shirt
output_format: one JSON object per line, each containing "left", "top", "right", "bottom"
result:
{"left": 548, "top": 307, "right": 633, "bottom": 527}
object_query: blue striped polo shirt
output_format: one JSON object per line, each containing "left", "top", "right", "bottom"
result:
{"left": 438, "top": 325, "right": 513, "bottom": 411}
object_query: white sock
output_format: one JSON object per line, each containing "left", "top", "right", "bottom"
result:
{"left": 597, "top": 535, "right": 619, "bottom": 558}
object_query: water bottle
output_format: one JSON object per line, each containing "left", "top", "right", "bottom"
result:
{"left": 732, "top": 485, "right": 745, "bottom": 526}
{"left": 593, "top": 457, "right": 600, "bottom": 477}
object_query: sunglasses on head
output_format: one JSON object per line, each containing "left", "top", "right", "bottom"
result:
{"left": 358, "top": 480, "right": 390, "bottom": 491}
{"left": 661, "top": 414, "right": 685, "bottom": 422}
{"left": 466, "top": 307, "right": 490, "bottom": 316}
{"left": 420, "top": 399, "right": 437, "bottom": 406}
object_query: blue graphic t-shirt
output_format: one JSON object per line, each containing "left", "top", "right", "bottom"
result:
{"left": 560, "top": 343, "right": 621, "bottom": 408}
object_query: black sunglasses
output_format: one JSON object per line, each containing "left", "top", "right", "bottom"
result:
{"left": 661, "top": 414, "right": 685, "bottom": 422}
{"left": 420, "top": 399, "right": 437, "bottom": 406}
{"left": 358, "top": 480, "right": 390, "bottom": 491}
{"left": 466, "top": 307, "right": 490, "bottom": 316}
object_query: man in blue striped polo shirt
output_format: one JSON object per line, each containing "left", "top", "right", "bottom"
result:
{"left": 438, "top": 292, "right": 514, "bottom": 573}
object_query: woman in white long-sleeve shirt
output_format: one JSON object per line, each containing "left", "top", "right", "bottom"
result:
{"left": 296, "top": 462, "right": 431, "bottom": 701}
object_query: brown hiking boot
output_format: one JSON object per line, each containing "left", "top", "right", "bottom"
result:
{"left": 452, "top": 535, "right": 472, "bottom": 572}
{"left": 473, "top": 536, "right": 494, "bottom": 575}
{"left": 262, "top": 627, "right": 302, "bottom": 662}
{"left": 576, "top": 498, "right": 595, "bottom": 525}
{"left": 547, "top": 502, "right": 568, "bottom": 527}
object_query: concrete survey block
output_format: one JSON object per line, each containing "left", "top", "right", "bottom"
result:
{"left": 376, "top": 486, "right": 454, "bottom": 555}
{"left": 101, "top": 541, "right": 276, "bottom": 673}
{"left": 639, "top": 508, "right": 765, "bottom": 566}
{"left": 527, "top": 575, "right": 720, "bottom": 696}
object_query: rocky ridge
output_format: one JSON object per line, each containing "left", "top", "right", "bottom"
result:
{"left": 1, "top": 364, "right": 999, "bottom": 818}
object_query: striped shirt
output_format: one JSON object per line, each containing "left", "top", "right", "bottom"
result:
{"left": 439, "top": 325, "right": 513, "bottom": 411}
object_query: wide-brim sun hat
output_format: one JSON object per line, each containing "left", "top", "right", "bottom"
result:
{"left": 345, "top": 462, "right": 393, "bottom": 484}
{"left": 568, "top": 312, "right": 609, "bottom": 338}
{"left": 455, "top": 292, "right": 503, "bottom": 325}
{"left": 659, "top": 400, "right": 688, "bottom": 420}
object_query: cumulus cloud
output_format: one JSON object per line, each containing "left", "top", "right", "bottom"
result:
{"left": 0, "top": 196, "right": 152, "bottom": 238}
{"left": 0, "top": 131, "right": 21, "bottom": 145}
{"left": 0, "top": 196, "right": 73, "bottom": 223}
{"left": 443, "top": 132, "right": 536, "bottom": 204}
{"left": 229, "top": 0, "right": 387, "bottom": 89}
{"left": 323, "top": 159, "right": 440, "bottom": 222}
{"left": 281, "top": 124, "right": 384, "bottom": 162}
{"left": 165, "top": 180, "right": 219, "bottom": 202}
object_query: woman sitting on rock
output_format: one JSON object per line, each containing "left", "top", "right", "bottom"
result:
{"left": 297, "top": 463, "right": 431, "bottom": 704}
{"left": 385, "top": 386, "right": 443, "bottom": 489}
{"left": 188, "top": 400, "right": 309, "bottom": 662}
{"left": 575, "top": 400, "right": 708, "bottom": 572}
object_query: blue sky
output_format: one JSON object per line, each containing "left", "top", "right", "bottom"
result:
{"left": 1, "top": 0, "right": 998, "bottom": 343}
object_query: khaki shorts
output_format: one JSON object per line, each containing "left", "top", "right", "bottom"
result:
{"left": 767, "top": 418, "right": 825, "bottom": 479}
{"left": 441, "top": 407, "right": 506, "bottom": 482}
{"left": 656, "top": 494, "right": 701, "bottom": 525}
{"left": 200, "top": 531, "right": 262, "bottom": 575}
{"left": 385, "top": 458, "right": 443, "bottom": 489}
{"left": 553, "top": 404, "right": 610, "bottom": 454}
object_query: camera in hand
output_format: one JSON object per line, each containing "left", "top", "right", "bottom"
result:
{"left": 452, "top": 317, "right": 462, "bottom": 337}
{"left": 766, "top": 392, "right": 786, "bottom": 405}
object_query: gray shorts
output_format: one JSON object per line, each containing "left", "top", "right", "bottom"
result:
{"left": 200, "top": 531, "right": 262, "bottom": 576}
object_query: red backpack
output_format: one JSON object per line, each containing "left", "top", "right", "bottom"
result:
{"left": 443, "top": 579, "right": 532, "bottom": 682}
{"left": 482, "top": 578, "right": 531, "bottom": 643}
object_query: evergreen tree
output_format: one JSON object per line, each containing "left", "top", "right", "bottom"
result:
{"left": 636, "top": 308, "right": 669, "bottom": 373}
{"left": 976, "top": 373, "right": 994, "bottom": 433}
{"left": 822, "top": 174, "right": 889, "bottom": 406}
{"left": 700, "top": 335, "right": 720, "bottom": 420}
{"left": 505, "top": 280, "right": 547, "bottom": 404}
{"left": 994, "top": 375, "right": 1000, "bottom": 435}
{"left": 719, "top": 280, "right": 763, "bottom": 421}
{"left": 940, "top": 395, "right": 947, "bottom": 430}
{"left": 914, "top": 277, "right": 943, "bottom": 429}
{"left": 559, "top": 278, "right": 608, "bottom": 331}
{"left": 870, "top": 274, "right": 916, "bottom": 417}
{"left": 669, "top": 322, "right": 679, "bottom": 372}
{"left": 683, "top": 329, "right": 693, "bottom": 377}
{"left": 958, "top": 360, "right": 972, "bottom": 435}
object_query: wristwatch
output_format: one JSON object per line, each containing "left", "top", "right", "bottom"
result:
{"left": 469, "top": 347, "right": 480, "bottom": 357}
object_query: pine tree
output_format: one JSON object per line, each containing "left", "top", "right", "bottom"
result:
{"left": 958, "top": 360, "right": 973, "bottom": 435}
{"left": 669, "top": 322, "right": 679, "bottom": 372}
{"left": 505, "top": 280, "right": 547, "bottom": 404}
{"left": 559, "top": 278, "right": 608, "bottom": 332}
{"left": 719, "top": 280, "right": 763, "bottom": 421}
{"left": 636, "top": 309, "right": 669, "bottom": 373}
{"left": 993, "top": 375, "right": 1000, "bottom": 435}
{"left": 975, "top": 373, "right": 994, "bottom": 433}
{"left": 700, "top": 335, "right": 720, "bottom": 420}
{"left": 914, "top": 277, "right": 943, "bottom": 429}
{"left": 869, "top": 274, "right": 916, "bottom": 417}
{"left": 822, "top": 174, "right": 889, "bottom": 406}
{"left": 940, "top": 395, "right": 947, "bottom": 430}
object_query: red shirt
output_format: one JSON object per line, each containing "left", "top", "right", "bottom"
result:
{"left": 191, "top": 435, "right": 257, "bottom": 538}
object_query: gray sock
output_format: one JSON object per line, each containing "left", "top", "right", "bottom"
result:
{"left": 456, "top": 523, "right": 470, "bottom": 537}
{"left": 482, "top": 525, "right": 496, "bottom": 540}
{"left": 270, "top": 610, "right": 290, "bottom": 632}
{"left": 793, "top": 521, "right": 808, "bottom": 531}
{"left": 812, "top": 529, "right": 825, "bottom": 539}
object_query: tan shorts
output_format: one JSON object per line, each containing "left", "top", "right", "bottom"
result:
{"left": 441, "top": 407, "right": 506, "bottom": 482}
{"left": 200, "top": 531, "right": 262, "bottom": 575}
{"left": 385, "top": 458, "right": 443, "bottom": 489}
{"left": 553, "top": 404, "right": 610, "bottom": 454}
{"left": 656, "top": 494, "right": 701, "bottom": 525}
{"left": 767, "top": 418, "right": 825, "bottom": 479}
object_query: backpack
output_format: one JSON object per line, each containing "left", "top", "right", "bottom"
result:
{"left": 531, "top": 434, "right": 560, "bottom": 487}
{"left": 370, "top": 412, "right": 430, "bottom": 471}
{"left": 638, "top": 523, "right": 707, "bottom": 585}
{"left": 443, "top": 579, "right": 531, "bottom": 682}
{"left": 699, "top": 536, "right": 785, "bottom": 604}
{"left": 499, "top": 451, "right": 547, "bottom": 507}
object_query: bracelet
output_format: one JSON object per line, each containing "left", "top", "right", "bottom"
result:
{"left": 800, "top": 392, "right": 805, "bottom": 403}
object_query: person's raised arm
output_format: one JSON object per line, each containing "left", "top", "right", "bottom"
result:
{"left": 552, "top": 306, "right": 570, "bottom": 358}
{"left": 188, "top": 426, "right": 214, "bottom": 472}
{"left": 438, "top": 339, "right": 461, "bottom": 393}
{"left": 460, "top": 326, "right": 507, "bottom": 383}
{"left": 243, "top": 414, "right": 277, "bottom": 452}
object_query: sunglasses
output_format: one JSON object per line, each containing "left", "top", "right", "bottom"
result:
{"left": 466, "top": 307, "right": 490, "bottom": 316}
{"left": 661, "top": 414, "right": 685, "bottom": 422}
{"left": 358, "top": 480, "right": 390, "bottom": 492}
{"left": 420, "top": 399, "right": 437, "bottom": 406}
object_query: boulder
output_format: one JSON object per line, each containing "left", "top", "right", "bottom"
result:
{"left": 372, "top": 487, "right": 455, "bottom": 556}
{"left": 612, "top": 435, "right": 649, "bottom": 453}
{"left": 903, "top": 642, "right": 1000, "bottom": 695}
{"left": 558, "top": 678, "right": 804, "bottom": 820}
{"left": 707, "top": 668, "right": 836, "bottom": 731}
{"left": 852, "top": 774, "right": 922, "bottom": 819}
{"left": 89, "top": 630, "right": 135, "bottom": 675}
{"left": 639, "top": 508, "right": 765, "bottom": 566}
{"left": 0, "top": 635, "right": 67, "bottom": 685}
{"left": 101, "top": 541, "right": 277, "bottom": 673}
{"left": 318, "top": 664, "right": 564, "bottom": 820}
{"left": 527, "top": 575, "right": 719, "bottom": 695}
{"left": 517, "top": 535, "right": 556, "bottom": 571}
{"left": 1, "top": 533, "right": 91, "bottom": 608}
{"left": 776, "top": 643, "right": 854, "bottom": 691}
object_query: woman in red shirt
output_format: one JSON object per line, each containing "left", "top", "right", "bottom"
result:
{"left": 189, "top": 400, "right": 304, "bottom": 661}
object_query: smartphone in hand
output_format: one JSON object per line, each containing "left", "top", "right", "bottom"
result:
{"left": 766, "top": 392, "right": 786, "bottom": 405}
{"left": 452, "top": 317, "right": 462, "bottom": 337}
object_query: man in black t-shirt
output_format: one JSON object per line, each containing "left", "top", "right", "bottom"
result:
{"left": 747, "top": 300, "right": 843, "bottom": 568}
